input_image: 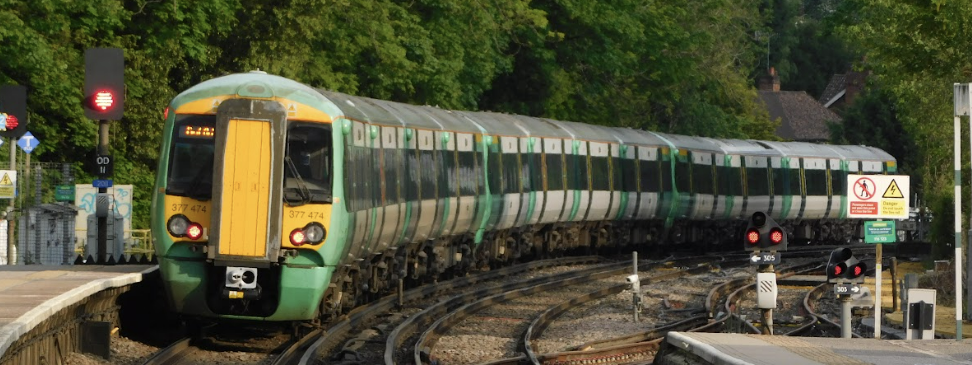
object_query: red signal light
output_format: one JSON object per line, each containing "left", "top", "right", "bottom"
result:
{"left": 833, "top": 265, "right": 843, "bottom": 276}
{"left": 94, "top": 90, "right": 114, "bottom": 110}
{"left": 769, "top": 228, "right": 784, "bottom": 244}
{"left": 5, "top": 114, "right": 17, "bottom": 130}
{"left": 745, "top": 229, "right": 760, "bottom": 245}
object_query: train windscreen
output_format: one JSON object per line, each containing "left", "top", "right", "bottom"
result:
{"left": 166, "top": 115, "right": 216, "bottom": 200}
{"left": 284, "top": 123, "right": 333, "bottom": 205}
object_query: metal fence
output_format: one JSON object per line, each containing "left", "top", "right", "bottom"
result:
{"left": 0, "top": 161, "right": 153, "bottom": 265}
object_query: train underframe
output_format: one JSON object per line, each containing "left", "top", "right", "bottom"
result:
{"left": 315, "top": 217, "right": 862, "bottom": 321}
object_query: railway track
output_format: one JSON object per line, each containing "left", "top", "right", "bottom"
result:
{"left": 133, "top": 245, "right": 875, "bottom": 365}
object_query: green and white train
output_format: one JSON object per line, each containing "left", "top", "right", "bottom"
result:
{"left": 152, "top": 71, "right": 897, "bottom": 321}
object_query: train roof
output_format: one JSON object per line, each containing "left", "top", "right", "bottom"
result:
{"left": 822, "top": 144, "right": 896, "bottom": 161}
{"left": 173, "top": 71, "right": 330, "bottom": 108}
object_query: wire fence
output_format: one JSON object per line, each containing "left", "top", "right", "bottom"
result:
{"left": 0, "top": 161, "right": 153, "bottom": 265}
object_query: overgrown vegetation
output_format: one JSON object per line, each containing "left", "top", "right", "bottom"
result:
{"left": 0, "top": 0, "right": 963, "bottom": 241}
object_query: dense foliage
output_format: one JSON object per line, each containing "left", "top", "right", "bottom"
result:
{"left": 0, "top": 0, "right": 781, "bottom": 228}
{"left": 0, "top": 0, "right": 958, "bottom": 239}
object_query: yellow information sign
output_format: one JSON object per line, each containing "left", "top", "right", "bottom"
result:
{"left": 0, "top": 170, "right": 15, "bottom": 199}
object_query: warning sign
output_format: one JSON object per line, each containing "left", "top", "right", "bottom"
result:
{"left": 0, "top": 170, "right": 15, "bottom": 199}
{"left": 882, "top": 179, "right": 905, "bottom": 198}
{"left": 847, "top": 174, "right": 910, "bottom": 219}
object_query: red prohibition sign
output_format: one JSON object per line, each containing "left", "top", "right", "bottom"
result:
{"left": 854, "top": 177, "right": 876, "bottom": 200}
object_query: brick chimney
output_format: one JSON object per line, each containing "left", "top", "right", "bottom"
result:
{"left": 758, "top": 67, "right": 780, "bottom": 92}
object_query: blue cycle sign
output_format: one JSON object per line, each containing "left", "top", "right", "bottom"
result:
{"left": 864, "top": 221, "right": 896, "bottom": 244}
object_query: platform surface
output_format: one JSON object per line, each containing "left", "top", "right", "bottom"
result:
{"left": 667, "top": 331, "right": 972, "bottom": 365}
{"left": 0, "top": 265, "right": 156, "bottom": 357}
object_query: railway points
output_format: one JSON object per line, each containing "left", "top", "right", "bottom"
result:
{"left": 0, "top": 264, "right": 156, "bottom": 365}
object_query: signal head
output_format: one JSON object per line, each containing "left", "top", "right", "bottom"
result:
{"left": 742, "top": 211, "right": 788, "bottom": 252}
{"left": 83, "top": 48, "right": 125, "bottom": 120}
{"left": 826, "top": 247, "right": 865, "bottom": 283}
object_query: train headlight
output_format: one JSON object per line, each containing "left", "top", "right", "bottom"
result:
{"left": 290, "top": 229, "right": 306, "bottom": 246}
{"left": 303, "top": 223, "right": 326, "bottom": 244}
{"left": 167, "top": 215, "right": 189, "bottom": 236}
{"left": 186, "top": 223, "right": 204, "bottom": 240}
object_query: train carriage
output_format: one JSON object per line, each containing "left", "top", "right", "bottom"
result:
{"left": 153, "top": 71, "right": 899, "bottom": 322}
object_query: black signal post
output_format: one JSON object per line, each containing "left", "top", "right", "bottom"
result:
{"left": 742, "top": 211, "right": 788, "bottom": 335}
{"left": 0, "top": 85, "right": 27, "bottom": 266}
{"left": 826, "top": 247, "right": 867, "bottom": 338}
{"left": 84, "top": 48, "right": 124, "bottom": 264}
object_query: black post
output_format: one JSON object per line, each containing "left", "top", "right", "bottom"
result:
{"left": 97, "top": 119, "right": 109, "bottom": 264}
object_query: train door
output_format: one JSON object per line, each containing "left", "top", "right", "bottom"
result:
{"left": 743, "top": 156, "right": 770, "bottom": 216}
{"left": 588, "top": 142, "right": 612, "bottom": 220}
{"left": 720, "top": 155, "right": 743, "bottom": 219}
{"left": 673, "top": 149, "right": 691, "bottom": 219}
{"left": 415, "top": 129, "right": 438, "bottom": 241}
{"left": 399, "top": 128, "right": 421, "bottom": 245}
{"left": 453, "top": 133, "right": 478, "bottom": 235}
{"left": 690, "top": 151, "right": 714, "bottom": 219}
{"left": 569, "top": 141, "right": 591, "bottom": 222}
{"left": 540, "top": 138, "right": 566, "bottom": 224}
{"left": 785, "top": 158, "right": 803, "bottom": 220}
{"left": 606, "top": 143, "right": 624, "bottom": 221}
{"left": 617, "top": 144, "right": 639, "bottom": 220}
{"left": 634, "top": 146, "right": 659, "bottom": 220}
{"left": 766, "top": 157, "right": 792, "bottom": 219}
{"left": 802, "top": 158, "right": 829, "bottom": 218}
{"left": 209, "top": 99, "right": 285, "bottom": 265}
{"left": 346, "top": 121, "right": 372, "bottom": 261}
{"left": 434, "top": 131, "right": 459, "bottom": 237}
{"left": 497, "top": 136, "right": 521, "bottom": 229}
{"left": 522, "top": 137, "right": 544, "bottom": 226}
{"left": 377, "top": 126, "right": 402, "bottom": 252}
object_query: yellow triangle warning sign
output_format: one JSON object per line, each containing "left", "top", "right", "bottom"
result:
{"left": 0, "top": 173, "right": 12, "bottom": 186}
{"left": 882, "top": 179, "right": 904, "bottom": 198}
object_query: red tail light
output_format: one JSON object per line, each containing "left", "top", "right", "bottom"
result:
{"left": 186, "top": 223, "right": 203, "bottom": 240}
{"left": 290, "top": 229, "right": 305, "bottom": 246}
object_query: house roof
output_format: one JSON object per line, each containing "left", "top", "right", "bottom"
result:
{"left": 817, "top": 74, "right": 847, "bottom": 108}
{"left": 758, "top": 90, "right": 842, "bottom": 142}
{"left": 819, "top": 73, "right": 846, "bottom": 106}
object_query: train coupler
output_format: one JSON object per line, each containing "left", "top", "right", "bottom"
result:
{"left": 223, "top": 286, "right": 262, "bottom": 300}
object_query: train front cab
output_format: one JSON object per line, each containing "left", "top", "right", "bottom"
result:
{"left": 157, "top": 93, "right": 337, "bottom": 322}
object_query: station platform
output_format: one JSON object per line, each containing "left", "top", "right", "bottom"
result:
{"left": 661, "top": 332, "right": 972, "bottom": 365}
{"left": 0, "top": 265, "right": 156, "bottom": 359}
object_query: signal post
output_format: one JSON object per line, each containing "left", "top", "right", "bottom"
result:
{"left": 742, "top": 211, "right": 788, "bottom": 335}
{"left": 826, "top": 248, "right": 867, "bottom": 338}
{"left": 0, "top": 85, "right": 29, "bottom": 265}
{"left": 83, "top": 48, "right": 124, "bottom": 264}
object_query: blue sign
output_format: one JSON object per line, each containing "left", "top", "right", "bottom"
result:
{"left": 92, "top": 179, "right": 113, "bottom": 188}
{"left": 17, "top": 131, "right": 38, "bottom": 154}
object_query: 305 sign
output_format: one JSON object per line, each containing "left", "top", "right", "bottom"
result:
{"left": 95, "top": 154, "right": 113, "bottom": 177}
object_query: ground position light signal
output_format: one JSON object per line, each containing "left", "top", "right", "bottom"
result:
{"left": 742, "top": 211, "right": 788, "bottom": 251}
{"left": 826, "top": 247, "right": 866, "bottom": 283}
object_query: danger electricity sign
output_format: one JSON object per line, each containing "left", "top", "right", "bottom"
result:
{"left": 846, "top": 174, "right": 910, "bottom": 219}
